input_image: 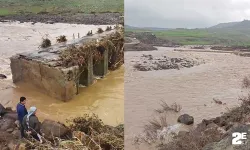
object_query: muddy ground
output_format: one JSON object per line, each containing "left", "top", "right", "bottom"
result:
{"left": 0, "top": 13, "right": 123, "bottom": 25}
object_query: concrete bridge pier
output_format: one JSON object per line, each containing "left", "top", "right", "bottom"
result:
{"left": 93, "top": 47, "right": 109, "bottom": 77}
{"left": 79, "top": 50, "right": 94, "bottom": 86}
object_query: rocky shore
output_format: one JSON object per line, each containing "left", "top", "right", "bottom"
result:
{"left": 157, "top": 93, "right": 250, "bottom": 150}
{"left": 133, "top": 95, "right": 250, "bottom": 150}
{"left": 130, "top": 73, "right": 250, "bottom": 150}
{"left": 133, "top": 54, "right": 205, "bottom": 71}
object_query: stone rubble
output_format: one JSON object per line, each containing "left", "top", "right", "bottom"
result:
{"left": 133, "top": 54, "right": 205, "bottom": 71}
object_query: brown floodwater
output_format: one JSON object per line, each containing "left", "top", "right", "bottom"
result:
{"left": 125, "top": 47, "right": 250, "bottom": 149}
{"left": 0, "top": 22, "right": 124, "bottom": 126}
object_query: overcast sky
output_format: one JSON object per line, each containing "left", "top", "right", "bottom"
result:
{"left": 125, "top": 0, "right": 250, "bottom": 28}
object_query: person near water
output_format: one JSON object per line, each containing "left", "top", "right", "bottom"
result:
{"left": 16, "top": 97, "right": 28, "bottom": 138}
{"left": 23, "top": 106, "right": 42, "bottom": 143}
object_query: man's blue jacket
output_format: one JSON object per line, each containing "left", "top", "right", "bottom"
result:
{"left": 16, "top": 103, "right": 28, "bottom": 122}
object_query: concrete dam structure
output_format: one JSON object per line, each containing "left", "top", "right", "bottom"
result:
{"left": 10, "top": 29, "right": 124, "bottom": 101}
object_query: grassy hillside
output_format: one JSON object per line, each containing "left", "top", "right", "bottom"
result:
{"left": 0, "top": 0, "right": 123, "bottom": 16}
{"left": 126, "top": 20, "right": 250, "bottom": 46}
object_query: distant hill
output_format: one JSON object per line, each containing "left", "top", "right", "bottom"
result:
{"left": 210, "top": 20, "right": 250, "bottom": 29}
{"left": 125, "top": 20, "right": 250, "bottom": 46}
{"left": 125, "top": 25, "right": 171, "bottom": 31}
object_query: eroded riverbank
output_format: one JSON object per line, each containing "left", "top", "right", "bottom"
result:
{"left": 125, "top": 47, "right": 250, "bottom": 149}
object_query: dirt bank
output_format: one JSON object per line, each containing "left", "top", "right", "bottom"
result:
{"left": 0, "top": 13, "right": 123, "bottom": 25}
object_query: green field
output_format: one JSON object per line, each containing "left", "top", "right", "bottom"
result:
{"left": 0, "top": 0, "right": 123, "bottom": 16}
{"left": 125, "top": 28, "right": 250, "bottom": 46}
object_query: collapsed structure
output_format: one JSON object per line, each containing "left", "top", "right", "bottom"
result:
{"left": 10, "top": 28, "right": 124, "bottom": 101}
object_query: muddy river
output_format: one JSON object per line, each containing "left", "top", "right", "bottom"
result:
{"left": 0, "top": 22, "right": 124, "bottom": 126}
{"left": 125, "top": 47, "right": 250, "bottom": 149}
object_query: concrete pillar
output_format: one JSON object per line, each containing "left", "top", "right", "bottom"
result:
{"left": 79, "top": 50, "right": 94, "bottom": 86}
{"left": 93, "top": 48, "right": 109, "bottom": 77}
{"left": 10, "top": 56, "right": 23, "bottom": 83}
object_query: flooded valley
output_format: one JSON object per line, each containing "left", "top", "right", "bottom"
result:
{"left": 125, "top": 47, "right": 250, "bottom": 149}
{"left": 0, "top": 21, "right": 124, "bottom": 126}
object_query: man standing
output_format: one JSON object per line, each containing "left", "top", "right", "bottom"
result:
{"left": 16, "top": 97, "right": 28, "bottom": 138}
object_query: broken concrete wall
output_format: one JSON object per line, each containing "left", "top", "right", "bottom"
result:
{"left": 93, "top": 48, "right": 109, "bottom": 76}
{"left": 10, "top": 56, "right": 77, "bottom": 101}
{"left": 10, "top": 30, "right": 121, "bottom": 101}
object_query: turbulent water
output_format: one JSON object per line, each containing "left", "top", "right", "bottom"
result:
{"left": 125, "top": 47, "right": 250, "bottom": 149}
{"left": 0, "top": 22, "right": 124, "bottom": 126}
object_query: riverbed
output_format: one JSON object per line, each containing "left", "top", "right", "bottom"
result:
{"left": 125, "top": 47, "right": 250, "bottom": 149}
{"left": 0, "top": 21, "right": 124, "bottom": 126}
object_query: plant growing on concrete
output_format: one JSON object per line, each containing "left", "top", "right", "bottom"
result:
{"left": 56, "top": 35, "right": 67, "bottom": 43}
{"left": 59, "top": 41, "right": 103, "bottom": 68}
{"left": 114, "top": 24, "right": 120, "bottom": 30}
{"left": 59, "top": 27, "right": 124, "bottom": 71}
{"left": 106, "top": 26, "right": 112, "bottom": 31}
{"left": 97, "top": 28, "right": 104, "bottom": 34}
{"left": 40, "top": 38, "right": 51, "bottom": 48}
{"left": 86, "top": 30, "right": 93, "bottom": 36}
{"left": 104, "top": 28, "right": 124, "bottom": 70}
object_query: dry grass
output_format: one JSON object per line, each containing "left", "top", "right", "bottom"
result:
{"left": 134, "top": 115, "right": 168, "bottom": 145}
{"left": 134, "top": 101, "right": 182, "bottom": 146}
{"left": 68, "top": 114, "right": 124, "bottom": 150}
{"left": 242, "top": 76, "right": 250, "bottom": 88}
{"left": 59, "top": 27, "right": 124, "bottom": 70}
{"left": 56, "top": 35, "right": 67, "bottom": 43}
{"left": 16, "top": 114, "right": 124, "bottom": 150}
{"left": 147, "top": 115, "right": 168, "bottom": 131}
{"left": 59, "top": 44, "right": 97, "bottom": 67}
{"left": 97, "top": 28, "right": 104, "bottom": 34}
{"left": 157, "top": 93, "right": 250, "bottom": 150}
{"left": 158, "top": 127, "right": 223, "bottom": 150}
{"left": 21, "top": 133, "right": 88, "bottom": 150}
{"left": 40, "top": 38, "right": 51, "bottom": 48}
{"left": 155, "top": 101, "right": 182, "bottom": 113}
{"left": 107, "top": 29, "right": 124, "bottom": 70}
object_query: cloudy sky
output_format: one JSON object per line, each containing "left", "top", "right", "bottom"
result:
{"left": 125, "top": 0, "right": 250, "bottom": 28}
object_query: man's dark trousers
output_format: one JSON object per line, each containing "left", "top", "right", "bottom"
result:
{"left": 19, "top": 121, "right": 25, "bottom": 138}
